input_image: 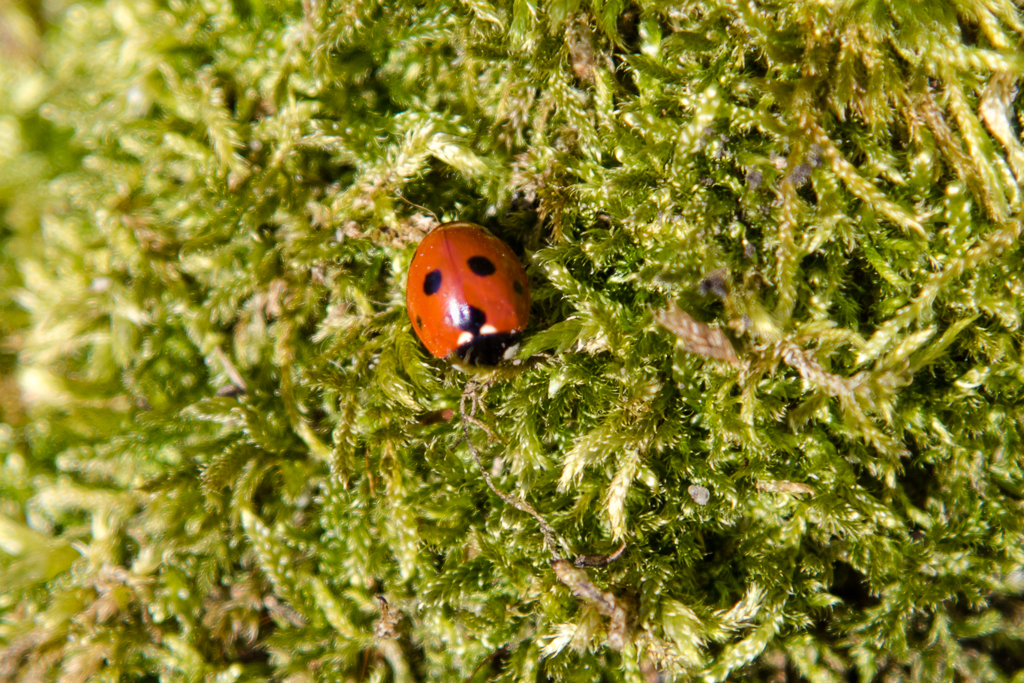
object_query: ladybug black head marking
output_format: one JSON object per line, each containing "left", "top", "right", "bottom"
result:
{"left": 455, "top": 331, "right": 521, "bottom": 366}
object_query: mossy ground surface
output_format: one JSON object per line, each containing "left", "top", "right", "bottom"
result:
{"left": 2, "top": 1, "right": 1024, "bottom": 681}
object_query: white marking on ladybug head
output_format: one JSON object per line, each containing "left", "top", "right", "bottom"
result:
{"left": 502, "top": 343, "right": 521, "bottom": 360}
{"left": 480, "top": 324, "right": 498, "bottom": 335}
{"left": 457, "top": 331, "right": 474, "bottom": 345}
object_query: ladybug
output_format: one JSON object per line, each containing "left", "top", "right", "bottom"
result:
{"left": 406, "top": 222, "right": 530, "bottom": 365}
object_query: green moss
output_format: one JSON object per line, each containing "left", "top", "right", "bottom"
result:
{"left": 1, "top": 0, "right": 1024, "bottom": 680}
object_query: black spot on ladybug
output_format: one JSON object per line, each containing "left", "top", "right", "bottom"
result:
{"left": 416, "top": 315, "right": 423, "bottom": 329}
{"left": 455, "top": 304, "right": 487, "bottom": 333}
{"left": 513, "top": 280, "right": 524, "bottom": 295}
{"left": 423, "top": 270, "right": 442, "bottom": 295}
{"left": 467, "top": 256, "right": 496, "bottom": 276}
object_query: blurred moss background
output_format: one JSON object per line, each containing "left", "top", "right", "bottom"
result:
{"left": 2, "top": 0, "right": 1024, "bottom": 681}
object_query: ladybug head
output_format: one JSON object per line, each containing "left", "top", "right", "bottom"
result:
{"left": 454, "top": 332, "right": 521, "bottom": 366}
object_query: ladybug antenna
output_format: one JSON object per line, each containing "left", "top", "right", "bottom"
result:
{"left": 395, "top": 193, "right": 440, "bottom": 225}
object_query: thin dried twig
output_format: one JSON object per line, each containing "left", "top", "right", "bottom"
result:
{"left": 373, "top": 596, "right": 399, "bottom": 639}
{"left": 779, "top": 342, "right": 863, "bottom": 399}
{"left": 459, "top": 382, "right": 634, "bottom": 652}
{"left": 460, "top": 382, "right": 562, "bottom": 558}
{"left": 575, "top": 542, "right": 628, "bottom": 568}
{"left": 550, "top": 560, "right": 629, "bottom": 651}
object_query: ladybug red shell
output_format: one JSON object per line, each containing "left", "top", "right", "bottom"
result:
{"left": 406, "top": 222, "right": 530, "bottom": 365}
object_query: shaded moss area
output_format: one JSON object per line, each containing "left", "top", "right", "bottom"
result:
{"left": 2, "top": 0, "right": 1024, "bottom": 680}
